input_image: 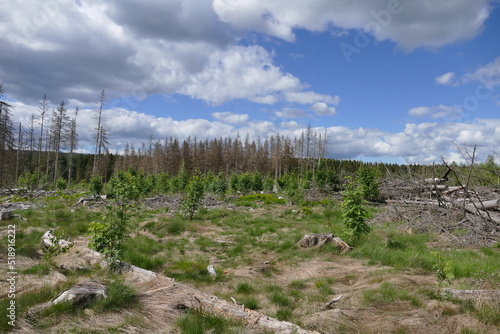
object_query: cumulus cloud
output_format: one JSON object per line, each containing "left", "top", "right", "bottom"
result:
{"left": 311, "top": 102, "right": 336, "bottom": 116}
{"left": 0, "top": 0, "right": 339, "bottom": 108}
{"left": 213, "top": 0, "right": 491, "bottom": 50}
{"left": 212, "top": 111, "right": 249, "bottom": 125}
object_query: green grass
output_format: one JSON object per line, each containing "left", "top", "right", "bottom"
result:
{"left": 177, "top": 311, "right": 242, "bottom": 334}
{"left": 231, "top": 193, "right": 286, "bottom": 207}
{"left": 348, "top": 227, "right": 500, "bottom": 280}
{"left": 92, "top": 279, "right": 140, "bottom": 313}
{"left": 363, "top": 282, "right": 421, "bottom": 306}
{"left": 235, "top": 282, "right": 255, "bottom": 294}
{"left": 0, "top": 284, "right": 69, "bottom": 332}
{"left": 122, "top": 236, "right": 167, "bottom": 271}
{"left": 21, "top": 262, "right": 52, "bottom": 275}
{"left": 165, "top": 257, "right": 223, "bottom": 284}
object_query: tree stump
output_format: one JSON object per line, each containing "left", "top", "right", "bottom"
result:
{"left": 296, "top": 233, "right": 352, "bottom": 253}
{"left": 52, "top": 280, "right": 107, "bottom": 308}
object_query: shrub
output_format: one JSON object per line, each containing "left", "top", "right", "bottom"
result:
{"left": 181, "top": 172, "right": 205, "bottom": 219}
{"left": 89, "top": 204, "right": 131, "bottom": 271}
{"left": 341, "top": 178, "right": 371, "bottom": 244}
{"left": 357, "top": 166, "right": 380, "bottom": 201}
{"left": 89, "top": 176, "right": 103, "bottom": 197}
{"left": 54, "top": 177, "right": 67, "bottom": 191}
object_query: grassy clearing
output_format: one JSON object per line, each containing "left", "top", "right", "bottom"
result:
{"left": 4, "top": 192, "right": 500, "bottom": 332}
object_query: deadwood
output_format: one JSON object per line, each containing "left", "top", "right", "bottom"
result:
{"left": 296, "top": 233, "right": 352, "bottom": 253}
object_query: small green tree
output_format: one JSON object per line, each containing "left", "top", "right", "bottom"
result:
{"left": 89, "top": 175, "right": 103, "bottom": 197}
{"left": 205, "top": 171, "right": 227, "bottom": 197}
{"left": 181, "top": 172, "right": 205, "bottom": 219}
{"left": 89, "top": 170, "right": 143, "bottom": 271}
{"left": 357, "top": 166, "right": 380, "bottom": 201}
{"left": 341, "top": 178, "right": 371, "bottom": 244}
{"left": 89, "top": 203, "right": 130, "bottom": 271}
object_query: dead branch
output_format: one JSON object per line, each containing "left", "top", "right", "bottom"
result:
{"left": 296, "top": 234, "right": 352, "bottom": 253}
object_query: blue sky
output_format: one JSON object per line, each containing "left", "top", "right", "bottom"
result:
{"left": 1, "top": 0, "right": 499, "bottom": 164}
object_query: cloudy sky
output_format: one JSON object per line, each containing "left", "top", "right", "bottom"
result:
{"left": 1, "top": 0, "right": 499, "bottom": 164}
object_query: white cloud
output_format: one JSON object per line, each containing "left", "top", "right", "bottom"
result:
{"left": 463, "top": 56, "right": 500, "bottom": 89}
{"left": 408, "top": 105, "right": 463, "bottom": 120}
{"left": 0, "top": 0, "right": 337, "bottom": 109}
{"left": 213, "top": 0, "right": 491, "bottom": 50}
{"left": 435, "top": 72, "right": 457, "bottom": 86}
{"left": 212, "top": 111, "right": 249, "bottom": 125}
{"left": 311, "top": 102, "right": 336, "bottom": 116}
{"left": 275, "top": 108, "right": 306, "bottom": 119}
{"left": 284, "top": 91, "right": 340, "bottom": 105}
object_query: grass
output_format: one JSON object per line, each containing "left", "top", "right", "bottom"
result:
{"left": 363, "top": 282, "right": 421, "bottom": 307}
{"left": 235, "top": 282, "right": 255, "bottom": 294}
{"left": 5, "top": 191, "right": 500, "bottom": 333}
{"left": 122, "top": 236, "right": 167, "bottom": 271}
{"left": 177, "top": 310, "right": 242, "bottom": 334}
{"left": 92, "top": 279, "right": 140, "bottom": 312}
{"left": 0, "top": 284, "right": 70, "bottom": 332}
{"left": 231, "top": 194, "right": 286, "bottom": 207}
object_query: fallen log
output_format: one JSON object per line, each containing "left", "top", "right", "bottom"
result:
{"left": 324, "top": 295, "right": 343, "bottom": 309}
{"left": 441, "top": 288, "right": 500, "bottom": 301}
{"left": 296, "top": 233, "right": 352, "bottom": 253}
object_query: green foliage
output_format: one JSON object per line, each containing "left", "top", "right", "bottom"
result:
{"left": 341, "top": 178, "right": 371, "bottom": 243}
{"left": 315, "top": 159, "right": 339, "bottom": 189}
{"left": 170, "top": 161, "right": 189, "bottom": 192}
{"left": 89, "top": 176, "right": 103, "bottom": 197}
{"left": 155, "top": 172, "right": 170, "bottom": 193}
{"left": 432, "top": 252, "right": 455, "bottom": 283}
{"left": 54, "top": 177, "right": 67, "bottom": 191}
{"left": 205, "top": 171, "right": 227, "bottom": 196}
{"left": 182, "top": 172, "right": 206, "bottom": 219}
{"left": 89, "top": 204, "right": 131, "bottom": 271}
{"left": 17, "top": 171, "right": 45, "bottom": 190}
{"left": 279, "top": 174, "right": 304, "bottom": 205}
{"left": 263, "top": 177, "right": 275, "bottom": 192}
{"left": 106, "top": 169, "right": 148, "bottom": 200}
{"left": 356, "top": 166, "right": 380, "bottom": 201}
{"left": 229, "top": 172, "right": 263, "bottom": 194}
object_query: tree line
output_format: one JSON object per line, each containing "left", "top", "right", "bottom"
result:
{"left": 1, "top": 85, "right": 498, "bottom": 190}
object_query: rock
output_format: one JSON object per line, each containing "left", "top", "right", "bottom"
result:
{"left": 52, "top": 280, "right": 107, "bottom": 308}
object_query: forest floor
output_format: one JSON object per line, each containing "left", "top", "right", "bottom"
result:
{"left": 0, "top": 183, "right": 499, "bottom": 334}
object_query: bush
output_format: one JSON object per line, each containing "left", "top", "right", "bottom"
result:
{"left": 89, "top": 204, "right": 131, "bottom": 271}
{"left": 89, "top": 176, "right": 103, "bottom": 197}
{"left": 357, "top": 166, "right": 380, "bottom": 201}
{"left": 55, "top": 177, "right": 67, "bottom": 191}
{"left": 106, "top": 169, "right": 148, "bottom": 200}
{"left": 181, "top": 172, "right": 205, "bottom": 219}
{"left": 341, "top": 178, "right": 371, "bottom": 243}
